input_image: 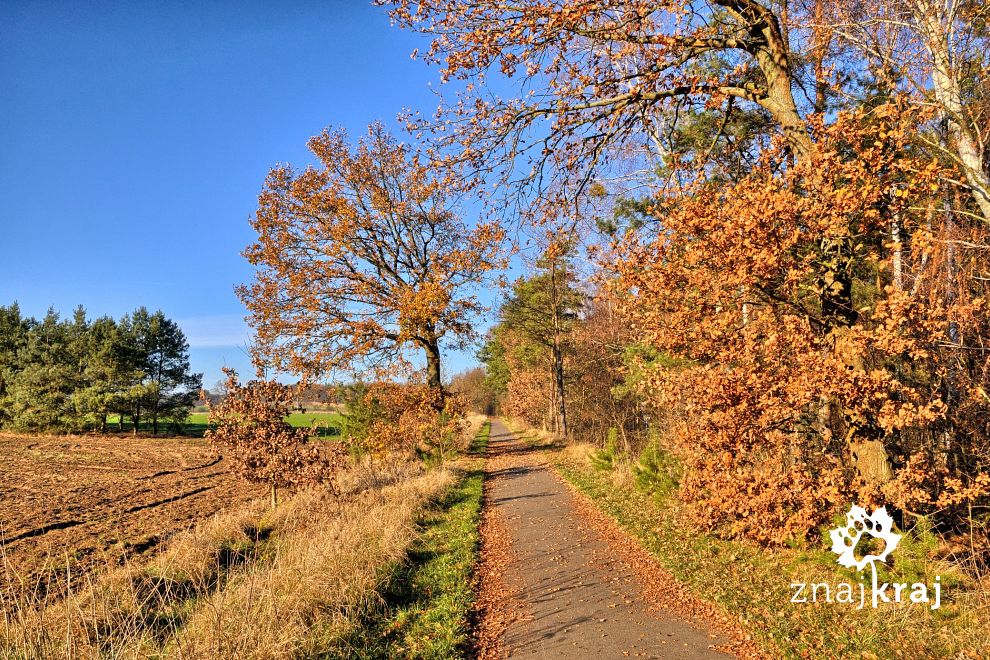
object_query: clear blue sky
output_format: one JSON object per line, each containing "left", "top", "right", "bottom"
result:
{"left": 1, "top": 0, "right": 489, "bottom": 388}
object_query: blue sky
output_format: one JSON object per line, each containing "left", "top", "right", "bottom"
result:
{"left": 0, "top": 0, "right": 494, "bottom": 388}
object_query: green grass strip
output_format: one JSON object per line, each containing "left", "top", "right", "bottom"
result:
{"left": 102, "top": 411, "right": 344, "bottom": 437}
{"left": 333, "top": 421, "right": 489, "bottom": 659}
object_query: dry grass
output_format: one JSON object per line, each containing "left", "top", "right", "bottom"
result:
{"left": 607, "top": 458, "right": 637, "bottom": 491}
{"left": 558, "top": 442, "right": 595, "bottom": 464}
{"left": 502, "top": 418, "right": 557, "bottom": 448}
{"left": 460, "top": 414, "right": 487, "bottom": 449}
{"left": 2, "top": 458, "right": 457, "bottom": 659}
{"left": 173, "top": 469, "right": 456, "bottom": 658}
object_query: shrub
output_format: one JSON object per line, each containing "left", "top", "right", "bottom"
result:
{"left": 205, "top": 369, "right": 345, "bottom": 508}
{"left": 633, "top": 442, "right": 682, "bottom": 497}
{"left": 344, "top": 382, "right": 466, "bottom": 463}
{"left": 590, "top": 428, "right": 623, "bottom": 471}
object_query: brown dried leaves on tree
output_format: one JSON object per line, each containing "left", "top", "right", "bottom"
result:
{"left": 380, "top": 0, "right": 821, "bottom": 216}
{"left": 610, "top": 105, "right": 990, "bottom": 543}
{"left": 358, "top": 382, "right": 467, "bottom": 461}
{"left": 238, "top": 122, "right": 505, "bottom": 393}
{"left": 204, "top": 369, "right": 344, "bottom": 508}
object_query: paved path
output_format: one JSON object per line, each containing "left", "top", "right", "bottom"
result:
{"left": 484, "top": 419, "right": 733, "bottom": 659}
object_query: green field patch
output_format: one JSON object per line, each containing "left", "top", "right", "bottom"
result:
{"left": 104, "top": 411, "right": 344, "bottom": 438}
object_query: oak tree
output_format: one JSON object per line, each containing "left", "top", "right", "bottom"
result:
{"left": 611, "top": 106, "right": 989, "bottom": 542}
{"left": 239, "top": 123, "right": 504, "bottom": 403}
{"left": 381, "top": 0, "right": 827, "bottom": 208}
{"left": 205, "top": 369, "right": 344, "bottom": 509}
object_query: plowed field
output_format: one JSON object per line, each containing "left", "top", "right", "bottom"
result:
{"left": 0, "top": 434, "right": 262, "bottom": 595}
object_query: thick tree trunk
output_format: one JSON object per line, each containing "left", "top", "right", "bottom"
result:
{"left": 827, "top": 300, "right": 894, "bottom": 486}
{"left": 422, "top": 333, "right": 445, "bottom": 410}
{"left": 718, "top": 0, "right": 814, "bottom": 161}
{"left": 819, "top": 235, "right": 893, "bottom": 485}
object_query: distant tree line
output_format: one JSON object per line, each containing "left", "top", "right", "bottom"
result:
{"left": 447, "top": 367, "right": 497, "bottom": 416}
{"left": 0, "top": 303, "right": 202, "bottom": 434}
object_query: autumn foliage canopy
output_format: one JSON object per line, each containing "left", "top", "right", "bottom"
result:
{"left": 239, "top": 123, "right": 505, "bottom": 393}
{"left": 234, "top": 1, "right": 990, "bottom": 549}
{"left": 401, "top": 1, "right": 990, "bottom": 546}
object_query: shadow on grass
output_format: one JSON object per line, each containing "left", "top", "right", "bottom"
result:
{"left": 327, "top": 422, "right": 489, "bottom": 659}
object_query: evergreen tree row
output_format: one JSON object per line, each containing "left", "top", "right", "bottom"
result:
{"left": 0, "top": 303, "right": 202, "bottom": 434}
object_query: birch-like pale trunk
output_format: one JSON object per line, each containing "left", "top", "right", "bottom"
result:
{"left": 910, "top": 0, "right": 990, "bottom": 223}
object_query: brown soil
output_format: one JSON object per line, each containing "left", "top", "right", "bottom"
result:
{"left": 0, "top": 433, "right": 262, "bottom": 596}
{"left": 476, "top": 419, "right": 764, "bottom": 659}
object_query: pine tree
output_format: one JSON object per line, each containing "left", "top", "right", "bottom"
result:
{"left": 500, "top": 251, "right": 583, "bottom": 437}
{"left": 62, "top": 305, "right": 91, "bottom": 429}
{"left": 71, "top": 316, "right": 127, "bottom": 432}
{"left": 0, "top": 303, "right": 30, "bottom": 428}
{"left": 142, "top": 310, "right": 202, "bottom": 434}
{"left": 114, "top": 310, "right": 148, "bottom": 433}
{"left": 7, "top": 309, "right": 76, "bottom": 431}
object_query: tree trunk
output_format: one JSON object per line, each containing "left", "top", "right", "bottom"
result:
{"left": 718, "top": 0, "right": 814, "bottom": 161}
{"left": 891, "top": 211, "right": 904, "bottom": 291}
{"left": 552, "top": 341, "right": 567, "bottom": 439}
{"left": 946, "top": 182, "right": 960, "bottom": 343}
{"left": 831, "top": 329, "right": 894, "bottom": 485}
{"left": 152, "top": 355, "right": 162, "bottom": 436}
{"left": 818, "top": 237, "right": 858, "bottom": 330}
{"left": 820, "top": 241, "right": 893, "bottom": 485}
{"left": 547, "top": 380, "right": 557, "bottom": 433}
{"left": 911, "top": 0, "right": 990, "bottom": 223}
{"left": 270, "top": 483, "right": 278, "bottom": 510}
{"left": 152, "top": 382, "right": 159, "bottom": 433}
{"left": 549, "top": 260, "right": 568, "bottom": 439}
{"left": 422, "top": 333, "right": 445, "bottom": 410}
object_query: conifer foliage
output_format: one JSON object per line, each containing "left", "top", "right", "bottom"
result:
{"left": 0, "top": 304, "right": 202, "bottom": 433}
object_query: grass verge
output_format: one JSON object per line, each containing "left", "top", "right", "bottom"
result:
{"left": 555, "top": 453, "right": 989, "bottom": 659}
{"left": 335, "top": 421, "right": 489, "bottom": 659}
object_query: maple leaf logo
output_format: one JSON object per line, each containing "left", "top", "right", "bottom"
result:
{"left": 828, "top": 505, "right": 901, "bottom": 571}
